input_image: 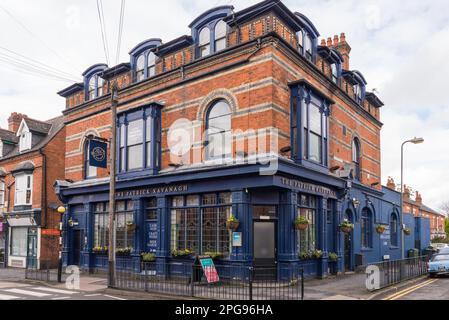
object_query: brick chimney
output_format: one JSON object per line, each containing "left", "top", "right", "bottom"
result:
{"left": 403, "top": 185, "right": 411, "bottom": 201}
{"left": 415, "top": 191, "right": 423, "bottom": 205}
{"left": 322, "top": 33, "right": 352, "bottom": 70}
{"left": 386, "top": 177, "right": 396, "bottom": 190}
{"left": 8, "top": 112, "right": 27, "bottom": 133}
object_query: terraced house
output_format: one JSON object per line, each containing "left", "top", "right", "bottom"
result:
{"left": 55, "top": 0, "right": 429, "bottom": 278}
{"left": 0, "top": 113, "right": 65, "bottom": 269}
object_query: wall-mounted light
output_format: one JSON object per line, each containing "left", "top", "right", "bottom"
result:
{"left": 352, "top": 198, "right": 361, "bottom": 209}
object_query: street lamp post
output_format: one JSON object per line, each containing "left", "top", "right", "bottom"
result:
{"left": 400, "top": 137, "right": 424, "bottom": 259}
{"left": 57, "top": 205, "right": 66, "bottom": 283}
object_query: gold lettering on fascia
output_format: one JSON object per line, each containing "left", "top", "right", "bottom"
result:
{"left": 281, "top": 178, "right": 337, "bottom": 198}
{"left": 116, "top": 185, "right": 188, "bottom": 198}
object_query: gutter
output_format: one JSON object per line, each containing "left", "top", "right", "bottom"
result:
{"left": 39, "top": 149, "right": 48, "bottom": 229}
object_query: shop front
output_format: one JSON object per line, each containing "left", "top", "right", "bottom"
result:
{"left": 57, "top": 161, "right": 354, "bottom": 279}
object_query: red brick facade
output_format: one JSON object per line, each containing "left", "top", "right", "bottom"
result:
{"left": 60, "top": 7, "right": 382, "bottom": 190}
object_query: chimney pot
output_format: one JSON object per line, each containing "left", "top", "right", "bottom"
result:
{"left": 8, "top": 112, "right": 27, "bottom": 133}
{"left": 333, "top": 35, "right": 339, "bottom": 46}
{"left": 327, "top": 37, "right": 333, "bottom": 47}
{"left": 320, "top": 39, "right": 326, "bottom": 46}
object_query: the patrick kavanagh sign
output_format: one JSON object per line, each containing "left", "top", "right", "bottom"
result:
{"left": 116, "top": 185, "right": 188, "bottom": 198}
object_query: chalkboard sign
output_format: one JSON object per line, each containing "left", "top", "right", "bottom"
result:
{"left": 199, "top": 256, "right": 219, "bottom": 284}
{"left": 147, "top": 222, "right": 158, "bottom": 253}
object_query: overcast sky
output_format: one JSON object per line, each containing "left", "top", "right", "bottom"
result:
{"left": 0, "top": 0, "right": 448, "bottom": 211}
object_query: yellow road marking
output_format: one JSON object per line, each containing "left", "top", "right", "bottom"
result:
{"left": 383, "top": 279, "right": 438, "bottom": 300}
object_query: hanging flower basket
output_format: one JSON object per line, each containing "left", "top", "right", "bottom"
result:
{"left": 226, "top": 215, "right": 240, "bottom": 231}
{"left": 339, "top": 220, "right": 354, "bottom": 233}
{"left": 376, "top": 224, "right": 387, "bottom": 234}
{"left": 294, "top": 216, "right": 310, "bottom": 231}
{"left": 404, "top": 228, "right": 412, "bottom": 236}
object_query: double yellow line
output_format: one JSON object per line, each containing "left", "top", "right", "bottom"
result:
{"left": 383, "top": 278, "right": 438, "bottom": 300}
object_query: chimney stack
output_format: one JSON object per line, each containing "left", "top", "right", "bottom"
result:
{"left": 403, "top": 185, "right": 411, "bottom": 201}
{"left": 415, "top": 191, "right": 422, "bottom": 205}
{"left": 8, "top": 112, "right": 27, "bottom": 133}
{"left": 322, "top": 33, "right": 352, "bottom": 70}
{"left": 386, "top": 177, "right": 396, "bottom": 190}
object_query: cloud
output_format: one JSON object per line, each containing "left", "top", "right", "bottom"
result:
{"left": 0, "top": 0, "right": 447, "bottom": 208}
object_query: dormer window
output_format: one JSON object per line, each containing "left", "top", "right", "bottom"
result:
{"left": 304, "top": 34, "right": 313, "bottom": 60}
{"left": 297, "top": 30, "right": 304, "bottom": 52}
{"left": 297, "top": 30, "right": 315, "bottom": 62}
{"left": 129, "top": 39, "right": 162, "bottom": 83}
{"left": 199, "top": 27, "right": 211, "bottom": 58}
{"left": 147, "top": 52, "right": 156, "bottom": 78}
{"left": 136, "top": 54, "right": 145, "bottom": 82}
{"left": 87, "top": 74, "right": 105, "bottom": 101}
{"left": 19, "top": 129, "right": 32, "bottom": 152}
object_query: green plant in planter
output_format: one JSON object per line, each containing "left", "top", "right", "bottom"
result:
{"left": 116, "top": 247, "right": 132, "bottom": 256}
{"left": 299, "top": 251, "right": 311, "bottom": 260}
{"left": 226, "top": 214, "right": 240, "bottom": 230}
{"left": 294, "top": 216, "right": 310, "bottom": 231}
{"left": 171, "top": 249, "right": 194, "bottom": 257}
{"left": 328, "top": 252, "right": 338, "bottom": 262}
{"left": 141, "top": 252, "right": 156, "bottom": 262}
{"left": 93, "top": 246, "right": 108, "bottom": 254}
{"left": 311, "top": 250, "right": 323, "bottom": 259}
{"left": 404, "top": 228, "right": 412, "bottom": 236}
{"left": 339, "top": 219, "right": 354, "bottom": 233}
{"left": 204, "top": 252, "right": 224, "bottom": 260}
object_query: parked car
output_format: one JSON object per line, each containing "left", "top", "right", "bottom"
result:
{"left": 428, "top": 254, "right": 449, "bottom": 278}
{"left": 431, "top": 243, "right": 449, "bottom": 251}
{"left": 438, "top": 247, "right": 449, "bottom": 254}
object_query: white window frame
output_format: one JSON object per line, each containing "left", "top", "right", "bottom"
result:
{"left": 19, "top": 124, "right": 32, "bottom": 152}
{"left": 14, "top": 173, "right": 33, "bottom": 206}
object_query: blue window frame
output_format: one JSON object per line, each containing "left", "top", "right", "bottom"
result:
{"left": 390, "top": 213, "right": 399, "bottom": 247}
{"left": 361, "top": 208, "right": 373, "bottom": 249}
{"left": 82, "top": 64, "right": 108, "bottom": 101}
{"left": 129, "top": 38, "right": 162, "bottom": 83}
{"left": 118, "top": 104, "right": 162, "bottom": 176}
{"left": 205, "top": 100, "right": 232, "bottom": 161}
{"left": 290, "top": 83, "right": 331, "bottom": 168}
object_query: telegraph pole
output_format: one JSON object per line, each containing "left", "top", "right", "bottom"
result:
{"left": 108, "top": 82, "right": 119, "bottom": 288}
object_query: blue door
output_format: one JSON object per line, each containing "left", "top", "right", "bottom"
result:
{"left": 27, "top": 228, "right": 38, "bottom": 269}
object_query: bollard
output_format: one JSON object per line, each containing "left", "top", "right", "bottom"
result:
{"left": 249, "top": 267, "right": 254, "bottom": 301}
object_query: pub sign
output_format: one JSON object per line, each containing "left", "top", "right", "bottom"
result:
{"left": 89, "top": 140, "right": 108, "bottom": 169}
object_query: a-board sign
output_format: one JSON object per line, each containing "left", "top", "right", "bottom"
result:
{"left": 199, "top": 256, "right": 219, "bottom": 284}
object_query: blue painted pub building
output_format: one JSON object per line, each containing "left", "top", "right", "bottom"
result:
{"left": 55, "top": 0, "right": 430, "bottom": 279}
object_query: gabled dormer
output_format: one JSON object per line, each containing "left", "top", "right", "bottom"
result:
{"left": 342, "top": 70, "right": 367, "bottom": 105}
{"left": 17, "top": 118, "right": 52, "bottom": 153}
{"left": 82, "top": 64, "right": 108, "bottom": 102}
{"left": 129, "top": 38, "right": 162, "bottom": 83}
{"left": 189, "top": 5, "right": 234, "bottom": 59}
{"left": 294, "top": 12, "right": 320, "bottom": 63}
{"left": 317, "top": 45, "right": 343, "bottom": 85}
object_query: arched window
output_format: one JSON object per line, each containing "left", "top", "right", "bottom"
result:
{"left": 97, "top": 76, "right": 104, "bottom": 96}
{"left": 199, "top": 27, "right": 211, "bottom": 58}
{"left": 147, "top": 52, "right": 156, "bottom": 78}
{"left": 390, "top": 213, "right": 399, "bottom": 247}
{"left": 352, "top": 138, "right": 361, "bottom": 180}
{"left": 206, "top": 100, "right": 232, "bottom": 160}
{"left": 136, "top": 54, "right": 145, "bottom": 82}
{"left": 354, "top": 84, "right": 362, "bottom": 104}
{"left": 84, "top": 140, "right": 97, "bottom": 179}
{"left": 361, "top": 208, "right": 372, "bottom": 248}
{"left": 304, "top": 34, "right": 313, "bottom": 61}
{"left": 214, "top": 20, "right": 227, "bottom": 52}
{"left": 88, "top": 76, "right": 96, "bottom": 100}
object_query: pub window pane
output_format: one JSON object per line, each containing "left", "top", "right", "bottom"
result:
{"left": 186, "top": 195, "right": 200, "bottom": 206}
{"left": 136, "top": 54, "right": 145, "bottom": 81}
{"left": 127, "top": 119, "right": 143, "bottom": 145}
{"left": 115, "top": 200, "right": 135, "bottom": 249}
{"left": 202, "top": 194, "right": 217, "bottom": 205}
{"left": 11, "top": 227, "right": 27, "bottom": 256}
{"left": 297, "top": 195, "right": 317, "bottom": 254}
{"left": 309, "top": 104, "right": 322, "bottom": 134}
{"left": 309, "top": 133, "right": 321, "bottom": 163}
{"left": 127, "top": 144, "right": 143, "bottom": 170}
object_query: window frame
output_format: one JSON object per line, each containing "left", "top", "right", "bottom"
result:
{"left": 196, "top": 19, "right": 228, "bottom": 59}
{"left": 86, "top": 74, "right": 104, "bottom": 101}
{"left": 390, "top": 213, "right": 399, "bottom": 247}
{"left": 14, "top": 173, "right": 33, "bottom": 206}
{"left": 205, "top": 100, "right": 233, "bottom": 161}
{"left": 361, "top": 208, "right": 373, "bottom": 249}
{"left": 352, "top": 138, "right": 361, "bottom": 181}
{"left": 117, "top": 105, "right": 162, "bottom": 175}
{"left": 0, "top": 180, "right": 5, "bottom": 208}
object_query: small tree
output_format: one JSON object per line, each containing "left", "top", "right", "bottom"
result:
{"left": 445, "top": 218, "right": 449, "bottom": 238}
{"left": 440, "top": 202, "right": 449, "bottom": 238}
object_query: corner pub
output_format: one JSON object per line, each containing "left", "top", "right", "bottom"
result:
{"left": 55, "top": 0, "right": 430, "bottom": 279}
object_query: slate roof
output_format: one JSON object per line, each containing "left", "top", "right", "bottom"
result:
{"left": 0, "top": 115, "right": 64, "bottom": 160}
{"left": 0, "top": 128, "right": 18, "bottom": 143}
{"left": 405, "top": 198, "right": 444, "bottom": 217}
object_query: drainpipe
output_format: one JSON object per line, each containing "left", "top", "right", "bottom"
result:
{"left": 39, "top": 150, "right": 47, "bottom": 229}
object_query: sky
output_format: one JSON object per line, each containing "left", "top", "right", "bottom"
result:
{"left": 0, "top": 0, "right": 448, "bottom": 211}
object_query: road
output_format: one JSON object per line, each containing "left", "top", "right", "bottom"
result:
{"left": 0, "top": 281, "right": 128, "bottom": 300}
{"left": 381, "top": 276, "right": 449, "bottom": 300}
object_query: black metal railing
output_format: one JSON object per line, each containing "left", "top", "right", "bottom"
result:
{"left": 364, "top": 256, "right": 429, "bottom": 291}
{"left": 115, "top": 262, "right": 305, "bottom": 301}
{"left": 25, "top": 261, "right": 69, "bottom": 283}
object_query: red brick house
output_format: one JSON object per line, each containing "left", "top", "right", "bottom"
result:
{"left": 55, "top": 0, "right": 414, "bottom": 278}
{"left": 0, "top": 113, "right": 65, "bottom": 269}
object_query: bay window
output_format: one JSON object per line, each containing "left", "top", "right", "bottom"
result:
{"left": 118, "top": 104, "right": 162, "bottom": 175}
{"left": 15, "top": 173, "right": 32, "bottom": 206}
{"left": 290, "top": 82, "right": 331, "bottom": 167}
